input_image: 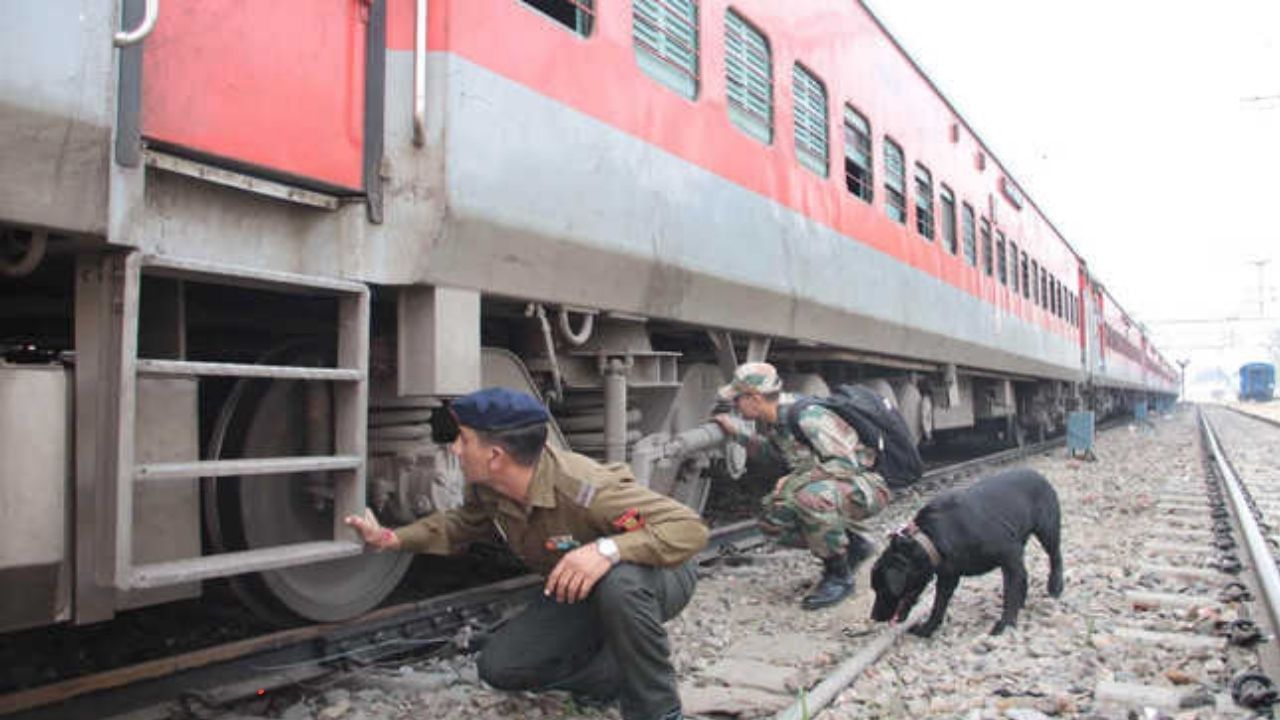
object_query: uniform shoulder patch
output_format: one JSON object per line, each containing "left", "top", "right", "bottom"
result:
{"left": 611, "top": 508, "right": 645, "bottom": 532}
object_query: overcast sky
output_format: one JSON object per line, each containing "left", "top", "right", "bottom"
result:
{"left": 862, "top": 0, "right": 1280, "bottom": 368}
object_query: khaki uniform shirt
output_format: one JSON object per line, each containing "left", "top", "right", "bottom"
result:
{"left": 394, "top": 444, "right": 710, "bottom": 575}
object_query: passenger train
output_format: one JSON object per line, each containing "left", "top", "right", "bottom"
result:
{"left": 0, "top": 0, "right": 1177, "bottom": 631}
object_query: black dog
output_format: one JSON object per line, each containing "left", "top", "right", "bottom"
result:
{"left": 870, "top": 468, "right": 1064, "bottom": 637}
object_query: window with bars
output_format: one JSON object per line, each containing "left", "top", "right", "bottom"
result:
{"left": 1021, "top": 253, "right": 1030, "bottom": 298}
{"left": 1009, "top": 240, "right": 1019, "bottom": 292}
{"left": 1040, "top": 268, "right": 1048, "bottom": 308}
{"left": 884, "top": 138, "right": 906, "bottom": 224}
{"left": 793, "top": 63, "right": 827, "bottom": 176}
{"left": 961, "top": 202, "right": 976, "bottom": 266}
{"left": 843, "top": 106, "right": 872, "bottom": 202}
{"left": 1030, "top": 261, "right": 1040, "bottom": 306}
{"left": 725, "top": 10, "right": 772, "bottom": 143}
{"left": 940, "top": 185, "right": 957, "bottom": 253}
{"left": 980, "top": 218, "right": 993, "bottom": 276}
{"left": 996, "top": 232, "right": 1007, "bottom": 285}
{"left": 521, "top": 0, "right": 594, "bottom": 35}
{"left": 634, "top": 0, "right": 698, "bottom": 99}
{"left": 914, "top": 163, "right": 934, "bottom": 240}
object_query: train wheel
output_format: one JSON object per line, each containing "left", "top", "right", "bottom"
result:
{"left": 204, "top": 356, "right": 412, "bottom": 624}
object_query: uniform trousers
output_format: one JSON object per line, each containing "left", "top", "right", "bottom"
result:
{"left": 477, "top": 562, "right": 696, "bottom": 720}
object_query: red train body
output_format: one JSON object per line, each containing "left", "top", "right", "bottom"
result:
{"left": 0, "top": 0, "right": 1175, "bottom": 631}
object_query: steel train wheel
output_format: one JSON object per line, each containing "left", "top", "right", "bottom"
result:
{"left": 204, "top": 353, "right": 411, "bottom": 624}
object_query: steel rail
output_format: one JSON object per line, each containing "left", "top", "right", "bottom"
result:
{"left": 1198, "top": 409, "right": 1280, "bottom": 649}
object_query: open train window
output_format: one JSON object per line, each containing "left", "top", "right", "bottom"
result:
{"left": 1021, "top": 252, "right": 1030, "bottom": 298}
{"left": 939, "top": 185, "right": 957, "bottom": 253}
{"left": 914, "top": 164, "right": 935, "bottom": 240}
{"left": 793, "top": 63, "right": 828, "bottom": 176}
{"left": 996, "top": 232, "right": 1008, "bottom": 284}
{"left": 634, "top": 0, "right": 698, "bottom": 99}
{"left": 725, "top": 10, "right": 772, "bottom": 143}
{"left": 980, "top": 218, "right": 993, "bottom": 276}
{"left": 843, "top": 106, "right": 873, "bottom": 202}
{"left": 1009, "top": 240, "right": 1019, "bottom": 292}
{"left": 883, "top": 138, "right": 906, "bottom": 224}
{"left": 520, "top": 0, "right": 594, "bottom": 36}
{"left": 961, "top": 202, "right": 976, "bottom": 266}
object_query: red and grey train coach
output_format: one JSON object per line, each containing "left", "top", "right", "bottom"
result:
{"left": 0, "top": 0, "right": 1176, "bottom": 631}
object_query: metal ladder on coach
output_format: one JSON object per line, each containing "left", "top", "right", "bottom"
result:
{"left": 112, "top": 253, "right": 370, "bottom": 590}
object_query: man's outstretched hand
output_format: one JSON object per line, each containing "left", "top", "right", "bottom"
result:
{"left": 343, "top": 507, "right": 402, "bottom": 551}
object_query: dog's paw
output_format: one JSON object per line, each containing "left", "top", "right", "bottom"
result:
{"left": 908, "top": 623, "right": 936, "bottom": 638}
{"left": 989, "top": 620, "right": 1015, "bottom": 635}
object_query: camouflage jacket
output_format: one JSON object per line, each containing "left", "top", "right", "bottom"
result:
{"left": 725, "top": 393, "right": 878, "bottom": 485}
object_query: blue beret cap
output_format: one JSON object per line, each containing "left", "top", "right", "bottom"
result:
{"left": 451, "top": 387, "right": 550, "bottom": 431}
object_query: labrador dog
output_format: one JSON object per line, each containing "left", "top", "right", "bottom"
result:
{"left": 870, "top": 468, "right": 1064, "bottom": 637}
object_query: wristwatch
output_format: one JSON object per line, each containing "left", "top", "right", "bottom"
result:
{"left": 595, "top": 537, "right": 621, "bottom": 565}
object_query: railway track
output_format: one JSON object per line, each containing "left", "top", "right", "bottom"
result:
{"left": 781, "top": 406, "right": 1280, "bottom": 719}
{"left": 2, "top": 431, "right": 1074, "bottom": 720}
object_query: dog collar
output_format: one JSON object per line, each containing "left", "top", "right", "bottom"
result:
{"left": 902, "top": 522, "right": 942, "bottom": 568}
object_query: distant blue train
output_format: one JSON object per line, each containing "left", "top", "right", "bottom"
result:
{"left": 1240, "top": 362, "right": 1276, "bottom": 401}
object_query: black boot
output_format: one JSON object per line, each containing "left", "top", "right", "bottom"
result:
{"left": 846, "top": 531, "right": 875, "bottom": 570}
{"left": 801, "top": 553, "right": 854, "bottom": 610}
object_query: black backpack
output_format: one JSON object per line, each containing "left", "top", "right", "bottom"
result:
{"left": 786, "top": 384, "right": 924, "bottom": 488}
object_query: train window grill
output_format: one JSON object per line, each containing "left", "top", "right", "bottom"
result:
{"left": 961, "top": 202, "right": 976, "bottom": 266}
{"left": 940, "top": 185, "right": 957, "bottom": 253}
{"left": 793, "top": 63, "right": 828, "bottom": 176}
{"left": 996, "top": 232, "right": 1008, "bottom": 285}
{"left": 634, "top": 0, "right": 699, "bottom": 99}
{"left": 1009, "top": 240, "right": 1019, "bottom": 292}
{"left": 883, "top": 137, "right": 906, "bottom": 224}
{"left": 1030, "top": 261, "right": 1039, "bottom": 305}
{"left": 914, "top": 163, "right": 935, "bottom": 240}
{"left": 725, "top": 10, "right": 772, "bottom": 143}
{"left": 1021, "top": 252, "right": 1030, "bottom": 298}
{"left": 1050, "top": 277, "right": 1058, "bottom": 316}
{"left": 1040, "top": 268, "right": 1048, "bottom": 308}
{"left": 980, "top": 218, "right": 993, "bottom": 276}
{"left": 843, "top": 106, "right": 873, "bottom": 202}
{"left": 520, "top": 0, "right": 595, "bottom": 36}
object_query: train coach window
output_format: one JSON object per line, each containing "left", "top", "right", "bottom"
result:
{"left": 883, "top": 138, "right": 906, "bottom": 223}
{"left": 843, "top": 106, "right": 873, "bottom": 202}
{"left": 914, "top": 164, "right": 935, "bottom": 240}
{"left": 725, "top": 10, "right": 773, "bottom": 143}
{"left": 980, "top": 218, "right": 993, "bottom": 276}
{"left": 521, "top": 0, "right": 594, "bottom": 36}
{"left": 940, "top": 185, "right": 957, "bottom": 253}
{"left": 634, "top": 0, "right": 699, "bottom": 99}
{"left": 996, "top": 232, "right": 1008, "bottom": 285}
{"left": 1009, "top": 240, "right": 1019, "bottom": 291}
{"left": 793, "top": 63, "right": 828, "bottom": 176}
{"left": 1021, "top": 252, "right": 1030, "bottom": 299}
{"left": 961, "top": 202, "right": 976, "bottom": 266}
{"left": 1040, "top": 268, "right": 1048, "bottom": 309}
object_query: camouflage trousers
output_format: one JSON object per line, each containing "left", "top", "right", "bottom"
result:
{"left": 759, "top": 470, "right": 891, "bottom": 559}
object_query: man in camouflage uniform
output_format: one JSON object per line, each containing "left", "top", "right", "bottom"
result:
{"left": 714, "top": 362, "right": 891, "bottom": 609}
{"left": 346, "top": 387, "right": 707, "bottom": 720}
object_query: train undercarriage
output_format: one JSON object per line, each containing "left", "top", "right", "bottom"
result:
{"left": 0, "top": 229, "right": 1154, "bottom": 631}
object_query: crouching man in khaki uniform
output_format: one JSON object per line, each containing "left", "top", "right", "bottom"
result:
{"left": 345, "top": 387, "right": 708, "bottom": 720}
